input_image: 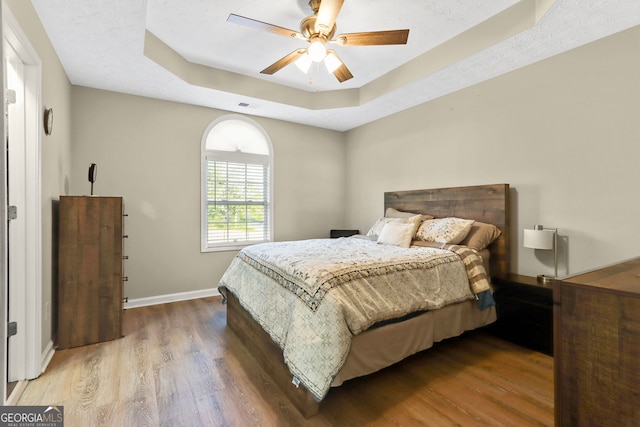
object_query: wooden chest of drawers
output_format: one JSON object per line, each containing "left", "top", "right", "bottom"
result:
{"left": 554, "top": 258, "right": 640, "bottom": 426}
{"left": 58, "top": 196, "right": 125, "bottom": 349}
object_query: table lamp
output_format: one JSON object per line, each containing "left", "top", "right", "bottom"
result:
{"left": 523, "top": 225, "right": 557, "bottom": 284}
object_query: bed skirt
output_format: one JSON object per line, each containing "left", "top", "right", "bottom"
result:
{"left": 332, "top": 298, "right": 497, "bottom": 386}
{"left": 225, "top": 291, "right": 495, "bottom": 417}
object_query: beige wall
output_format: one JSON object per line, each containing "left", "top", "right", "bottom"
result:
{"left": 345, "top": 25, "right": 640, "bottom": 278}
{"left": 8, "top": 0, "right": 640, "bottom": 358}
{"left": 6, "top": 0, "right": 73, "bottom": 353}
{"left": 70, "top": 87, "right": 346, "bottom": 300}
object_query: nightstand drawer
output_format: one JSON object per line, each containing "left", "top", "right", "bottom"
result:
{"left": 490, "top": 274, "right": 553, "bottom": 355}
{"left": 498, "top": 285, "right": 552, "bottom": 308}
{"left": 496, "top": 295, "right": 552, "bottom": 326}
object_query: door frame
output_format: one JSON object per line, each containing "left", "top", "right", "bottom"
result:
{"left": 0, "top": 3, "right": 6, "bottom": 405}
{"left": 2, "top": 4, "right": 43, "bottom": 397}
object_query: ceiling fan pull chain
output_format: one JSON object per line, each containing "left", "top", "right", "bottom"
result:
{"left": 310, "top": 62, "right": 321, "bottom": 91}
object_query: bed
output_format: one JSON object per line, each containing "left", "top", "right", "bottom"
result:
{"left": 218, "top": 183, "right": 510, "bottom": 417}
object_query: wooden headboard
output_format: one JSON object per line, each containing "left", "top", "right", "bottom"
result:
{"left": 384, "top": 183, "right": 511, "bottom": 279}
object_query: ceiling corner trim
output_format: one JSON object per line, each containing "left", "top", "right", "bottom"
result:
{"left": 536, "top": 0, "right": 558, "bottom": 23}
{"left": 143, "top": 29, "right": 364, "bottom": 111}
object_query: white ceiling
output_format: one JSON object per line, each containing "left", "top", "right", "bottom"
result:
{"left": 30, "top": 0, "right": 640, "bottom": 131}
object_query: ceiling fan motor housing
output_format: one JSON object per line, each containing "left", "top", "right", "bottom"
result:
{"left": 300, "top": 15, "right": 336, "bottom": 40}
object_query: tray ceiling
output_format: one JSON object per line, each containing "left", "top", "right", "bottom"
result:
{"left": 31, "top": 0, "right": 640, "bottom": 131}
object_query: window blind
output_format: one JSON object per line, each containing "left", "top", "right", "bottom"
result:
{"left": 205, "top": 152, "right": 270, "bottom": 247}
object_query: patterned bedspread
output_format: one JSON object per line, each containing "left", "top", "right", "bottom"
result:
{"left": 218, "top": 237, "right": 492, "bottom": 401}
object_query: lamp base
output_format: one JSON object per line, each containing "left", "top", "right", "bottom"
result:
{"left": 537, "top": 275, "right": 553, "bottom": 285}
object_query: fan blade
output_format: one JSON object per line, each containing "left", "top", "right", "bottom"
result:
{"left": 334, "top": 29, "right": 409, "bottom": 46}
{"left": 315, "top": 0, "right": 344, "bottom": 36}
{"left": 333, "top": 62, "right": 353, "bottom": 83}
{"left": 327, "top": 50, "right": 353, "bottom": 82}
{"left": 261, "top": 49, "right": 307, "bottom": 75}
{"left": 227, "top": 14, "right": 305, "bottom": 40}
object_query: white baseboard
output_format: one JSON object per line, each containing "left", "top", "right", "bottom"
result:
{"left": 124, "top": 288, "right": 220, "bottom": 309}
{"left": 5, "top": 341, "right": 55, "bottom": 405}
{"left": 5, "top": 381, "right": 29, "bottom": 406}
{"left": 40, "top": 340, "right": 55, "bottom": 374}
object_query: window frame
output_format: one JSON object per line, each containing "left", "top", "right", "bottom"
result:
{"left": 200, "top": 115, "right": 274, "bottom": 252}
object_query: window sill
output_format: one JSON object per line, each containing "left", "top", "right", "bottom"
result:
{"left": 201, "top": 241, "right": 268, "bottom": 253}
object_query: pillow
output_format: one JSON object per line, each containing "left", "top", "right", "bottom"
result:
{"left": 459, "top": 221, "right": 502, "bottom": 251}
{"left": 415, "top": 217, "right": 475, "bottom": 244}
{"left": 366, "top": 214, "right": 422, "bottom": 238}
{"left": 385, "top": 208, "right": 434, "bottom": 222}
{"left": 377, "top": 221, "right": 417, "bottom": 248}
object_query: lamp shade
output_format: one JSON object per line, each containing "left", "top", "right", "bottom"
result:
{"left": 523, "top": 228, "right": 555, "bottom": 250}
{"left": 324, "top": 51, "right": 342, "bottom": 73}
{"left": 294, "top": 53, "right": 312, "bottom": 73}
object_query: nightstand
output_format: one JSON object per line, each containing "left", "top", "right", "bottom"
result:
{"left": 490, "top": 274, "right": 553, "bottom": 355}
{"left": 330, "top": 229, "right": 359, "bottom": 238}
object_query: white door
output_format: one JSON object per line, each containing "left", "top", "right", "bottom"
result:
{"left": 5, "top": 41, "right": 27, "bottom": 384}
{"left": 0, "top": 4, "right": 5, "bottom": 403}
{"left": 3, "top": 7, "right": 43, "bottom": 399}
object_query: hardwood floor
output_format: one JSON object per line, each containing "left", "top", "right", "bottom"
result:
{"left": 17, "top": 297, "right": 554, "bottom": 426}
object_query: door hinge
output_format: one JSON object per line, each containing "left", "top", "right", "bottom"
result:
{"left": 6, "top": 89, "right": 16, "bottom": 105}
{"left": 7, "top": 205, "right": 17, "bottom": 221}
{"left": 8, "top": 321, "right": 17, "bottom": 337}
{"left": 5, "top": 90, "right": 16, "bottom": 118}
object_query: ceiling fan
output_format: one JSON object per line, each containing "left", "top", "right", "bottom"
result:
{"left": 227, "top": 0, "right": 410, "bottom": 83}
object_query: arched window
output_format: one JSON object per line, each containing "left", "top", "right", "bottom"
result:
{"left": 201, "top": 115, "right": 273, "bottom": 252}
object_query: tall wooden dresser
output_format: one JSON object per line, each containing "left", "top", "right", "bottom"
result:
{"left": 58, "top": 196, "right": 125, "bottom": 349}
{"left": 553, "top": 257, "right": 640, "bottom": 426}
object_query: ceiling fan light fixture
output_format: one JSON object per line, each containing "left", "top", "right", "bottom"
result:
{"left": 294, "top": 53, "right": 312, "bottom": 73}
{"left": 228, "top": 0, "right": 408, "bottom": 83}
{"left": 324, "top": 51, "right": 342, "bottom": 73}
{"left": 307, "top": 40, "right": 327, "bottom": 62}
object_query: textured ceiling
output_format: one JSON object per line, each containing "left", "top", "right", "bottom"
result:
{"left": 31, "top": 0, "right": 640, "bottom": 131}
